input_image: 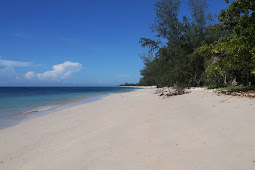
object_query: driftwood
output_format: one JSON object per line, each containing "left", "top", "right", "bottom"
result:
{"left": 157, "top": 87, "right": 172, "bottom": 99}
{"left": 154, "top": 88, "right": 163, "bottom": 94}
{"left": 157, "top": 86, "right": 189, "bottom": 99}
{"left": 174, "top": 86, "right": 185, "bottom": 95}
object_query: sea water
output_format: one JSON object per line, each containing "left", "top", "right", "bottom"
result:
{"left": 0, "top": 87, "right": 136, "bottom": 129}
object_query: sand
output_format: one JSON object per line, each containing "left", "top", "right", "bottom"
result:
{"left": 0, "top": 87, "right": 255, "bottom": 170}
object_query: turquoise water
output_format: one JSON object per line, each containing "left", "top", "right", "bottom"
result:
{"left": 0, "top": 87, "right": 137, "bottom": 129}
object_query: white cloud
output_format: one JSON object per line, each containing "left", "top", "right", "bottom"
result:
{"left": 25, "top": 61, "right": 83, "bottom": 81}
{"left": 0, "top": 57, "right": 82, "bottom": 84}
{"left": 25, "top": 71, "right": 35, "bottom": 79}
{"left": 0, "top": 57, "right": 37, "bottom": 83}
{"left": 0, "top": 57, "right": 33, "bottom": 67}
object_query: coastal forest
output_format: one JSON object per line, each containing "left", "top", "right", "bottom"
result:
{"left": 137, "top": 0, "right": 255, "bottom": 89}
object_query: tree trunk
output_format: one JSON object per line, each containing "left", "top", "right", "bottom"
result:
{"left": 231, "top": 76, "right": 237, "bottom": 86}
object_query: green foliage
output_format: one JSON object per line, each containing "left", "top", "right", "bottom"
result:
{"left": 219, "top": 0, "right": 255, "bottom": 35}
{"left": 219, "top": 85, "right": 255, "bottom": 92}
{"left": 139, "top": 0, "right": 255, "bottom": 89}
{"left": 139, "top": 0, "right": 221, "bottom": 87}
{"left": 119, "top": 83, "right": 140, "bottom": 86}
{"left": 205, "top": 85, "right": 221, "bottom": 89}
{"left": 139, "top": 38, "right": 161, "bottom": 51}
{"left": 151, "top": 0, "right": 182, "bottom": 43}
{"left": 196, "top": 0, "right": 255, "bottom": 86}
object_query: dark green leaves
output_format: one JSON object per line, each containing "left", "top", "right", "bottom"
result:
{"left": 138, "top": 0, "right": 255, "bottom": 87}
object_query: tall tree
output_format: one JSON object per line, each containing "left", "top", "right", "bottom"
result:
{"left": 139, "top": 0, "right": 182, "bottom": 50}
{"left": 197, "top": 0, "right": 255, "bottom": 86}
{"left": 139, "top": 0, "right": 224, "bottom": 87}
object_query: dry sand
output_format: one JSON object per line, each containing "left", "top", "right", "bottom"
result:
{"left": 0, "top": 87, "right": 255, "bottom": 170}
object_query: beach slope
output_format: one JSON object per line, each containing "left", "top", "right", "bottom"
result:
{"left": 0, "top": 88, "right": 255, "bottom": 170}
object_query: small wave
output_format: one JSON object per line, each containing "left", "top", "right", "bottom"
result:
{"left": 24, "top": 105, "right": 58, "bottom": 115}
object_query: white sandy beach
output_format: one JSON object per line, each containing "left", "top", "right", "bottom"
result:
{"left": 0, "top": 87, "right": 255, "bottom": 170}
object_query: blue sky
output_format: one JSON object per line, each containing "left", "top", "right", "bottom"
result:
{"left": 0, "top": 0, "right": 230, "bottom": 86}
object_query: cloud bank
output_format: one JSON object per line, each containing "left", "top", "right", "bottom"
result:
{"left": 0, "top": 57, "right": 83, "bottom": 85}
{"left": 0, "top": 57, "right": 33, "bottom": 67}
{"left": 25, "top": 61, "right": 83, "bottom": 81}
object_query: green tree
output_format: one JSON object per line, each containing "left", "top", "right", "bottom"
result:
{"left": 197, "top": 0, "right": 255, "bottom": 86}
{"left": 138, "top": 0, "right": 228, "bottom": 87}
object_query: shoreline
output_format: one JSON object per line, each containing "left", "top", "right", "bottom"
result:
{"left": 1, "top": 87, "right": 255, "bottom": 169}
{"left": 0, "top": 87, "right": 141, "bottom": 130}
{"left": 0, "top": 93, "right": 107, "bottom": 130}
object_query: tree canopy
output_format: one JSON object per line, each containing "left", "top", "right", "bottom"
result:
{"left": 139, "top": 0, "right": 255, "bottom": 88}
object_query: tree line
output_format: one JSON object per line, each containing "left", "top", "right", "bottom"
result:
{"left": 138, "top": 0, "right": 255, "bottom": 88}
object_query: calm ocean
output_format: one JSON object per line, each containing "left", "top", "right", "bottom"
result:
{"left": 0, "top": 87, "right": 137, "bottom": 129}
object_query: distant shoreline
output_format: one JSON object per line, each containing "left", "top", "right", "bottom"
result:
{"left": 119, "top": 85, "right": 157, "bottom": 88}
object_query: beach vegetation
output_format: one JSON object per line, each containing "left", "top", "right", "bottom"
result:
{"left": 138, "top": 0, "right": 255, "bottom": 91}
{"left": 219, "top": 85, "right": 255, "bottom": 92}
{"left": 119, "top": 83, "right": 140, "bottom": 86}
